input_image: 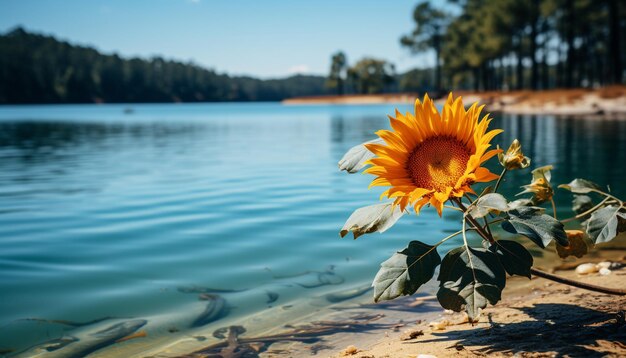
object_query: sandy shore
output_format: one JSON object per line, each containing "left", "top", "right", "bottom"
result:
{"left": 282, "top": 93, "right": 419, "bottom": 105}
{"left": 283, "top": 86, "right": 626, "bottom": 118}
{"left": 306, "top": 247, "right": 626, "bottom": 358}
{"left": 86, "top": 246, "right": 626, "bottom": 357}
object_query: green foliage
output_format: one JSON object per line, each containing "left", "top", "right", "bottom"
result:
{"left": 413, "top": 0, "right": 625, "bottom": 90}
{"left": 398, "top": 68, "right": 434, "bottom": 93}
{"left": 372, "top": 241, "right": 441, "bottom": 302}
{"left": 490, "top": 240, "right": 533, "bottom": 279}
{"left": 586, "top": 206, "right": 626, "bottom": 244}
{"left": 501, "top": 207, "right": 568, "bottom": 248}
{"left": 326, "top": 51, "right": 347, "bottom": 95}
{"left": 401, "top": 1, "right": 450, "bottom": 91}
{"left": 559, "top": 178, "right": 626, "bottom": 244}
{"left": 437, "top": 246, "right": 506, "bottom": 322}
{"left": 0, "top": 28, "right": 329, "bottom": 104}
{"left": 572, "top": 195, "right": 594, "bottom": 216}
{"left": 347, "top": 58, "right": 395, "bottom": 94}
{"left": 468, "top": 193, "right": 509, "bottom": 219}
{"left": 340, "top": 133, "right": 626, "bottom": 324}
{"left": 559, "top": 179, "right": 601, "bottom": 194}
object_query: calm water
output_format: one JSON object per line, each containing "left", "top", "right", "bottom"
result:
{"left": 0, "top": 103, "right": 625, "bottom": 355}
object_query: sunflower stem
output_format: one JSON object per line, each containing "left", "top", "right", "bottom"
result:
{"left": 452, "top": 198, "right": 495, "bottom": 244}
{"left": 483, "top": 216, "right": 493, "bottom": 238}
{"left": 493, "top": 168, "right": 508, "bottom": 193}
{"left": 550, "top": 198, "right": 558, "bottom": 220}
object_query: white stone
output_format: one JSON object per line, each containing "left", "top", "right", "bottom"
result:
{"left": 575, "top": 263, "right": 599, "bottom": 274}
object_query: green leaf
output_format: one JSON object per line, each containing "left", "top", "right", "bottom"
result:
{"left": 572, "top": 195, "right": 594, "bottom": 216}
{"left": 338, "top": 138, "right": 383, "bottom": 173}
{"left": 459, "top": 282, "right": 502, "bottom": 321}
{"left": 340, "top": 202, "right": 403, "bottom": 239}
{"left": 501, "top": 207, "right": 568, "bottom": 248}
{"left": 586, "top": 206, "right": 626, "bottom": 244}
{"left": 468, "top": 193, "right": 509, "bottom": 219}
{"left": 491, "top": 240, "right": 533, "bottom": 278}
{"left": 372, "top": 241, "right": 441, "bottom": 302}
{"left": 558, "top": 178, "right": 601, "bottom": 194}
{"left": 507, "top": 198, "right": 533, "bottom": 210}
{"left": 437, "top": 246, "right": 506, "bottom": 322}
{"left": 436, "top": 280, "right": 465, "bottom": 312}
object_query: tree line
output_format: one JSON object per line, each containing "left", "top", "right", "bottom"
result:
{"left": 328, "top": 0, "right": 624, "bottom": 94}
{"left": 0, "top": 27, "right": 329, "bottom": 104}
{"left": 400, "top": 0, "right": 624, "bottom": 92}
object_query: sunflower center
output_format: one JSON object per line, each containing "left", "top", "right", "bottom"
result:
{"left": 407, "top": 136, "right": 471, "bottom": 192}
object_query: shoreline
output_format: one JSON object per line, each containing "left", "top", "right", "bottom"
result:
{"left": 311, "top": 246, "right": 626, "bottom": 358}
{"left": 323, "top": 266, "right": 626, "bottom": 358}
{"left": 283, "top": 86, "right": 626, "bottom": 117}
{"left": 124, "top": 242, "right": 626, "bottom": 357}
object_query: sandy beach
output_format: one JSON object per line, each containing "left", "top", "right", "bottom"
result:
{"left": 142, "top": 243, "right": 626, "bottom": 358}
{"left": 291, "top": 246, "right": 626, "bottom": 358}
{"left": 283, "top": 86, "right": 626, "bottom": 118}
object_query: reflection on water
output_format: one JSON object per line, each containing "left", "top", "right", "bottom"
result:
{"left": 0, "top": 103, "right": 624, "bottom": 354}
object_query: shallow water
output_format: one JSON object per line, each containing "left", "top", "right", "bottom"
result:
{"left": 0, "top": 103, "right": 625, "bottom": 355}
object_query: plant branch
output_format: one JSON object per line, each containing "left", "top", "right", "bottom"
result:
{"left": 550, "top": 198, "right": 558, "bottom": 220}
{"left": 530, "top": 267, "right": 626, "bottom": 296}
{"left": 494, "top": 168, "right": 508, "bottom": 193}
{"left": 590, "top": 189, "right": 624, "bottom": 207}
{"left": 433, "top": 229, "right": 466, "bottom": 249}
{"left": 561, "top": 196, "right": 611, "bottom": 223}
{"left": 453, "top": 197, "right": 626, "bottom": 296}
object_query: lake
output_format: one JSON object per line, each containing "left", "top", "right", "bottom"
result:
{"left": 0, "top": 102, "right": 625, "bottom": 356}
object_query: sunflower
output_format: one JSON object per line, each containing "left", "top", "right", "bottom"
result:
{"left": 364, "top": 94, "right": 502, "bottom": 216}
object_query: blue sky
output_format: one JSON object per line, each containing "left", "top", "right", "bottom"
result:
{"left": 0, "top": 0, "right": 437, "bottom": 78}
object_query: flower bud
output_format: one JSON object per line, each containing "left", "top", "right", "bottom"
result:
{"left": 517, "top": 165, "right": 554, "bottom": 204}
{"left": 498, "top": 139, "right": 530, "bottom": 170}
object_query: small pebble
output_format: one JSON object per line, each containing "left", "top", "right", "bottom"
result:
{"left": 597, "top": 261, "right": 611, "bottom": 269}
{"left": 456, "top": 312, "right": 470, "bottom": 324}
{"left": 575, "top": 263, "right": 599, "bottom": 274}
{"left": 341, "top": 345, "right": 359, "bottom": 356}
{"left": 429, "top": 319, "right": 450, "bottom": 331}
{"left": 400, "top": 329, "right": 424, "bottom": 341}
{"left": 599, "top": 267, "right": 611, "bottom": 276}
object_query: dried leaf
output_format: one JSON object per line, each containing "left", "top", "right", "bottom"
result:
{"left": 340, "top": 203, "right": 403, "bottom": 239}
{"left": 338, "top": 138, "right": 383, "bottom": 173}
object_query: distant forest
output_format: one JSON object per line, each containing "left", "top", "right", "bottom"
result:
{"left": 3, "top": 0, "right": 624, "bottom": 105}
{"left": 0, "top": 28, "right": 335, "bottom": 104}
{"left": 326, "top": 0, "right": 624, "bottom": 96}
